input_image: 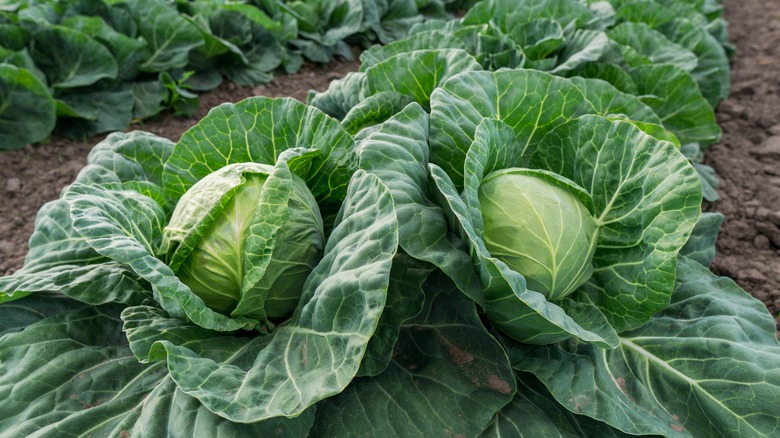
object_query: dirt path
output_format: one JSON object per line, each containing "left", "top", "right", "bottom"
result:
{"left": 704, "top": 0, "right": 780, "bottom": 329}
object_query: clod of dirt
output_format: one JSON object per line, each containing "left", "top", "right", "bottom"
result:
{"left": 718, "top": 101, "right": 746, "bottom": 118}
{"left": 751, "top": 136, "right": 780, "bottom": 161}
{"left": 755, "top": 223, "right": 780, "bottom": 247}
{"left": 753, "top": 234, "right": 771, "bottom": 249}
{"left": 5, "top": 178, "right": 20, "bottom": 193}
{"left": 0, "top": 240, "right": 13, "bottom": 254}
{"left": 738, "top": 268, "right": 768, "bottom": 284}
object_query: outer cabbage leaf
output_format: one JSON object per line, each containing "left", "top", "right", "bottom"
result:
{"left": 55, "top": 85, "right": 135, "bottom": 139}
{"left": 359, "top": 29, "right": 469, "bottom": 68}
{"left": 480, "top": 372, "right": 636, "bottom": 437}
{"left": 506, "top": 257, "right": 780, "bottom": 438}
{"left": 630, "top": 64, "right": 721, "bottom": 147}
{"left": 429, "top": 69, "right": 595, "bottom": 188}
{"left": 29, "top": 25, "right": 117, "bottom": 89}
{"left": 364, "top": 48, "right": 482, "bottom": 110}
{"left": 129, "top": 0, "right": 203, "bottom": 72}
{"left": 341, "top": 91, "right": 415, "bottom": 135}
{"left": 607, "top": 22, "right": 698, "bottom": 72}
{"left": 552, "top": 29, "right": 610, "bottom": 74}
{"left": 308, "top": 71, "right": 367, "bottom": 119}
{"left": 463, "top": 0, "right": 594, "bottom": 33}
{"left": 311, "top": 273, "right": 515, "bottom": 438}
{"left": 680, "top": 212, "right": 723, "bottom": 268}
{"left": 567, "top": 76, "right": 661, "bottom": 125}
{"left": 0, "top": 131, "right": 173, "bottom": 305}
{"left": 662, "top": 17, "right": 730, "bottom": 106}
{"left": 356, "top": 103, "right": 483, "bottom": 305}
{"left": 0, "top": 64, "right": 55, "bottom": 151}
{"left": 0, "top": 294, "right": 312, "bottom": 437}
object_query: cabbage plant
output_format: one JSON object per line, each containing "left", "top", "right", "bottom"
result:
{"left": 0, "top": 96, "right": 410, "bottom": 432}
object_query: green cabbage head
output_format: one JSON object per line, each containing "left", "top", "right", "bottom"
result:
{"left": 161, "top": 162, "right": 324, "bottom": 321}
{"left": 479, "top": 168, "right": 598, "bottom": 301}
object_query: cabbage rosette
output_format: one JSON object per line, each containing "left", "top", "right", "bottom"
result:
{"left": 0, "top": 96, "right": 402, "bottom": 427}
{"left": 426, "top": 70, "right": 702, "bottom": 345}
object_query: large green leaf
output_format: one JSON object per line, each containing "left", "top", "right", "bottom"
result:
{"left": 507, "top": 257, "right": 780, "bottom": 437}
{"left": 480, "top": 372, "right": 636, "bottom": 437}
{"left": 662, "top": 18, "right": 730, "bottom": 106}
{"left": 364, "top": 48, "right": 482, "bottom": 110}
{"left": 291, "top": 0, "right": 364, "bottom": 47}
{"left": 0, "top": 294, "right": 312, "bottom": 437}
{"left": 0, "top": 64, "right": 55, "bottom": 151}
{"left": 429, "top": 69, "right": 595, "bottom": 188}
{"left": 61, "top": 14, "right": 146, "bottom": 80}
{"left": 357, "top": 252, "right": 428, "bottom": 377}
{"left": 630, "top": 64, "right": 721, "bottom": 147}
{"left": 55, "top": 85, "right": 135, "bottom": 139}
{"left": 357, "top": 103, "right": 483, "bottom": 305}
{"left": 0, "top": 131, "right": 173, "bottom": 305}
{"left": 164, "top": 97, "right": 355, "bottom": 211}
{"left": 552, "top": 29, "right": 610, "bottom": 74}
{"left": 82, "top": 131, "right": 174, "bottom": 191}
{"left": 312, "top": 273, "right": 515, "bottom": 437}
{"left": 307, "top": 71, "right": 367, "bottom": 119}
{"left": 463, "top": 0, "right": 594, "bottom": 32}
{"left": 680, "top": 212, "right": 723, "bottom": 268}
{"left": 608, "top": 22, "right": 698, "bottom": 72}
{"left": 341, "top": 91, "right": 415, "bottom": 135}
{"left": 130, "top": 0, "right": 203, "bottom": 72}
{"left": 511, "top": 18, "right": 564, "bottom": 60}
{"left": 567, "top": 76, "right": 661, "bottom": 124}
{"left": 30, "top": 25, "right": 117, "bottom": 89}
{"left": 0, "top": 199, "right": 151, "bottom": 306}
{"left": 359, "top": 29, "right": 468, "bottom": 69}
{"left": 137, "top": 170, "right": 398, "bottom": 422}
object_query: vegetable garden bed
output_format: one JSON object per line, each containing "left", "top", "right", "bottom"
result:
{"left": 1, "top": 0, "right": 779, "bottom": 436}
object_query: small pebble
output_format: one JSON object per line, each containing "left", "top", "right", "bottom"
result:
{"left": 5, "top": 177, "right": 20, "bottom": 193}
{"left": 754, "top": 234, "right": 772, "bottom": 250}
{"left": 769, "top": 123, "right": 780, "bottom": 136}
{"left": 0, "top": 240, "right": 13, "bottom": 254}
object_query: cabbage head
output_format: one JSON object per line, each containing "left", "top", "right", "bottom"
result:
{"left": 424, "top": 70, "right": 702, "bottom": 346}
{"left": 161, "top": 163, "right": 324, "bottom": 321}
{"left": 478, "top": 168, "right": 598, "bottom": 301}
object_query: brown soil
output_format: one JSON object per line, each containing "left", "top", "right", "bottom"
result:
{"left": 704, "top": 0, "right": 780, "bottom": 331}
{"left": 0, "top": 58, "right": 359, "bottom": 276}
{"left": 1, "top": 3, "right": 779, "bottom": 332}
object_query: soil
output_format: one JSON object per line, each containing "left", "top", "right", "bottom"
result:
{"left": 704, "top": 0, "right": 780, "bottom": 332}
{"left": 1, "top": 3, "right": 779, "bottom": 332}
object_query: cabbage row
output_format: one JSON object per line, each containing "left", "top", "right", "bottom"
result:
{"left": 310, "top": 0, "right": 731, "bottom": 201}
{"left": 3, "top": 0, "right": 780, "bottom": 437}
{"left": 0, "top": 0, "right": 474, "bottom": 151}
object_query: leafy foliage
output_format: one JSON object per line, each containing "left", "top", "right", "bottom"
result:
{"left": 2, "top": 1, "right": 778, "bottom": 438}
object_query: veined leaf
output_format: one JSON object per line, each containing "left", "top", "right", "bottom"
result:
{"left": 0, "top": 64, "right": 55, "bottom": 151}
{"left": 507, "top": 257, "right": 780, "bottom": 437}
